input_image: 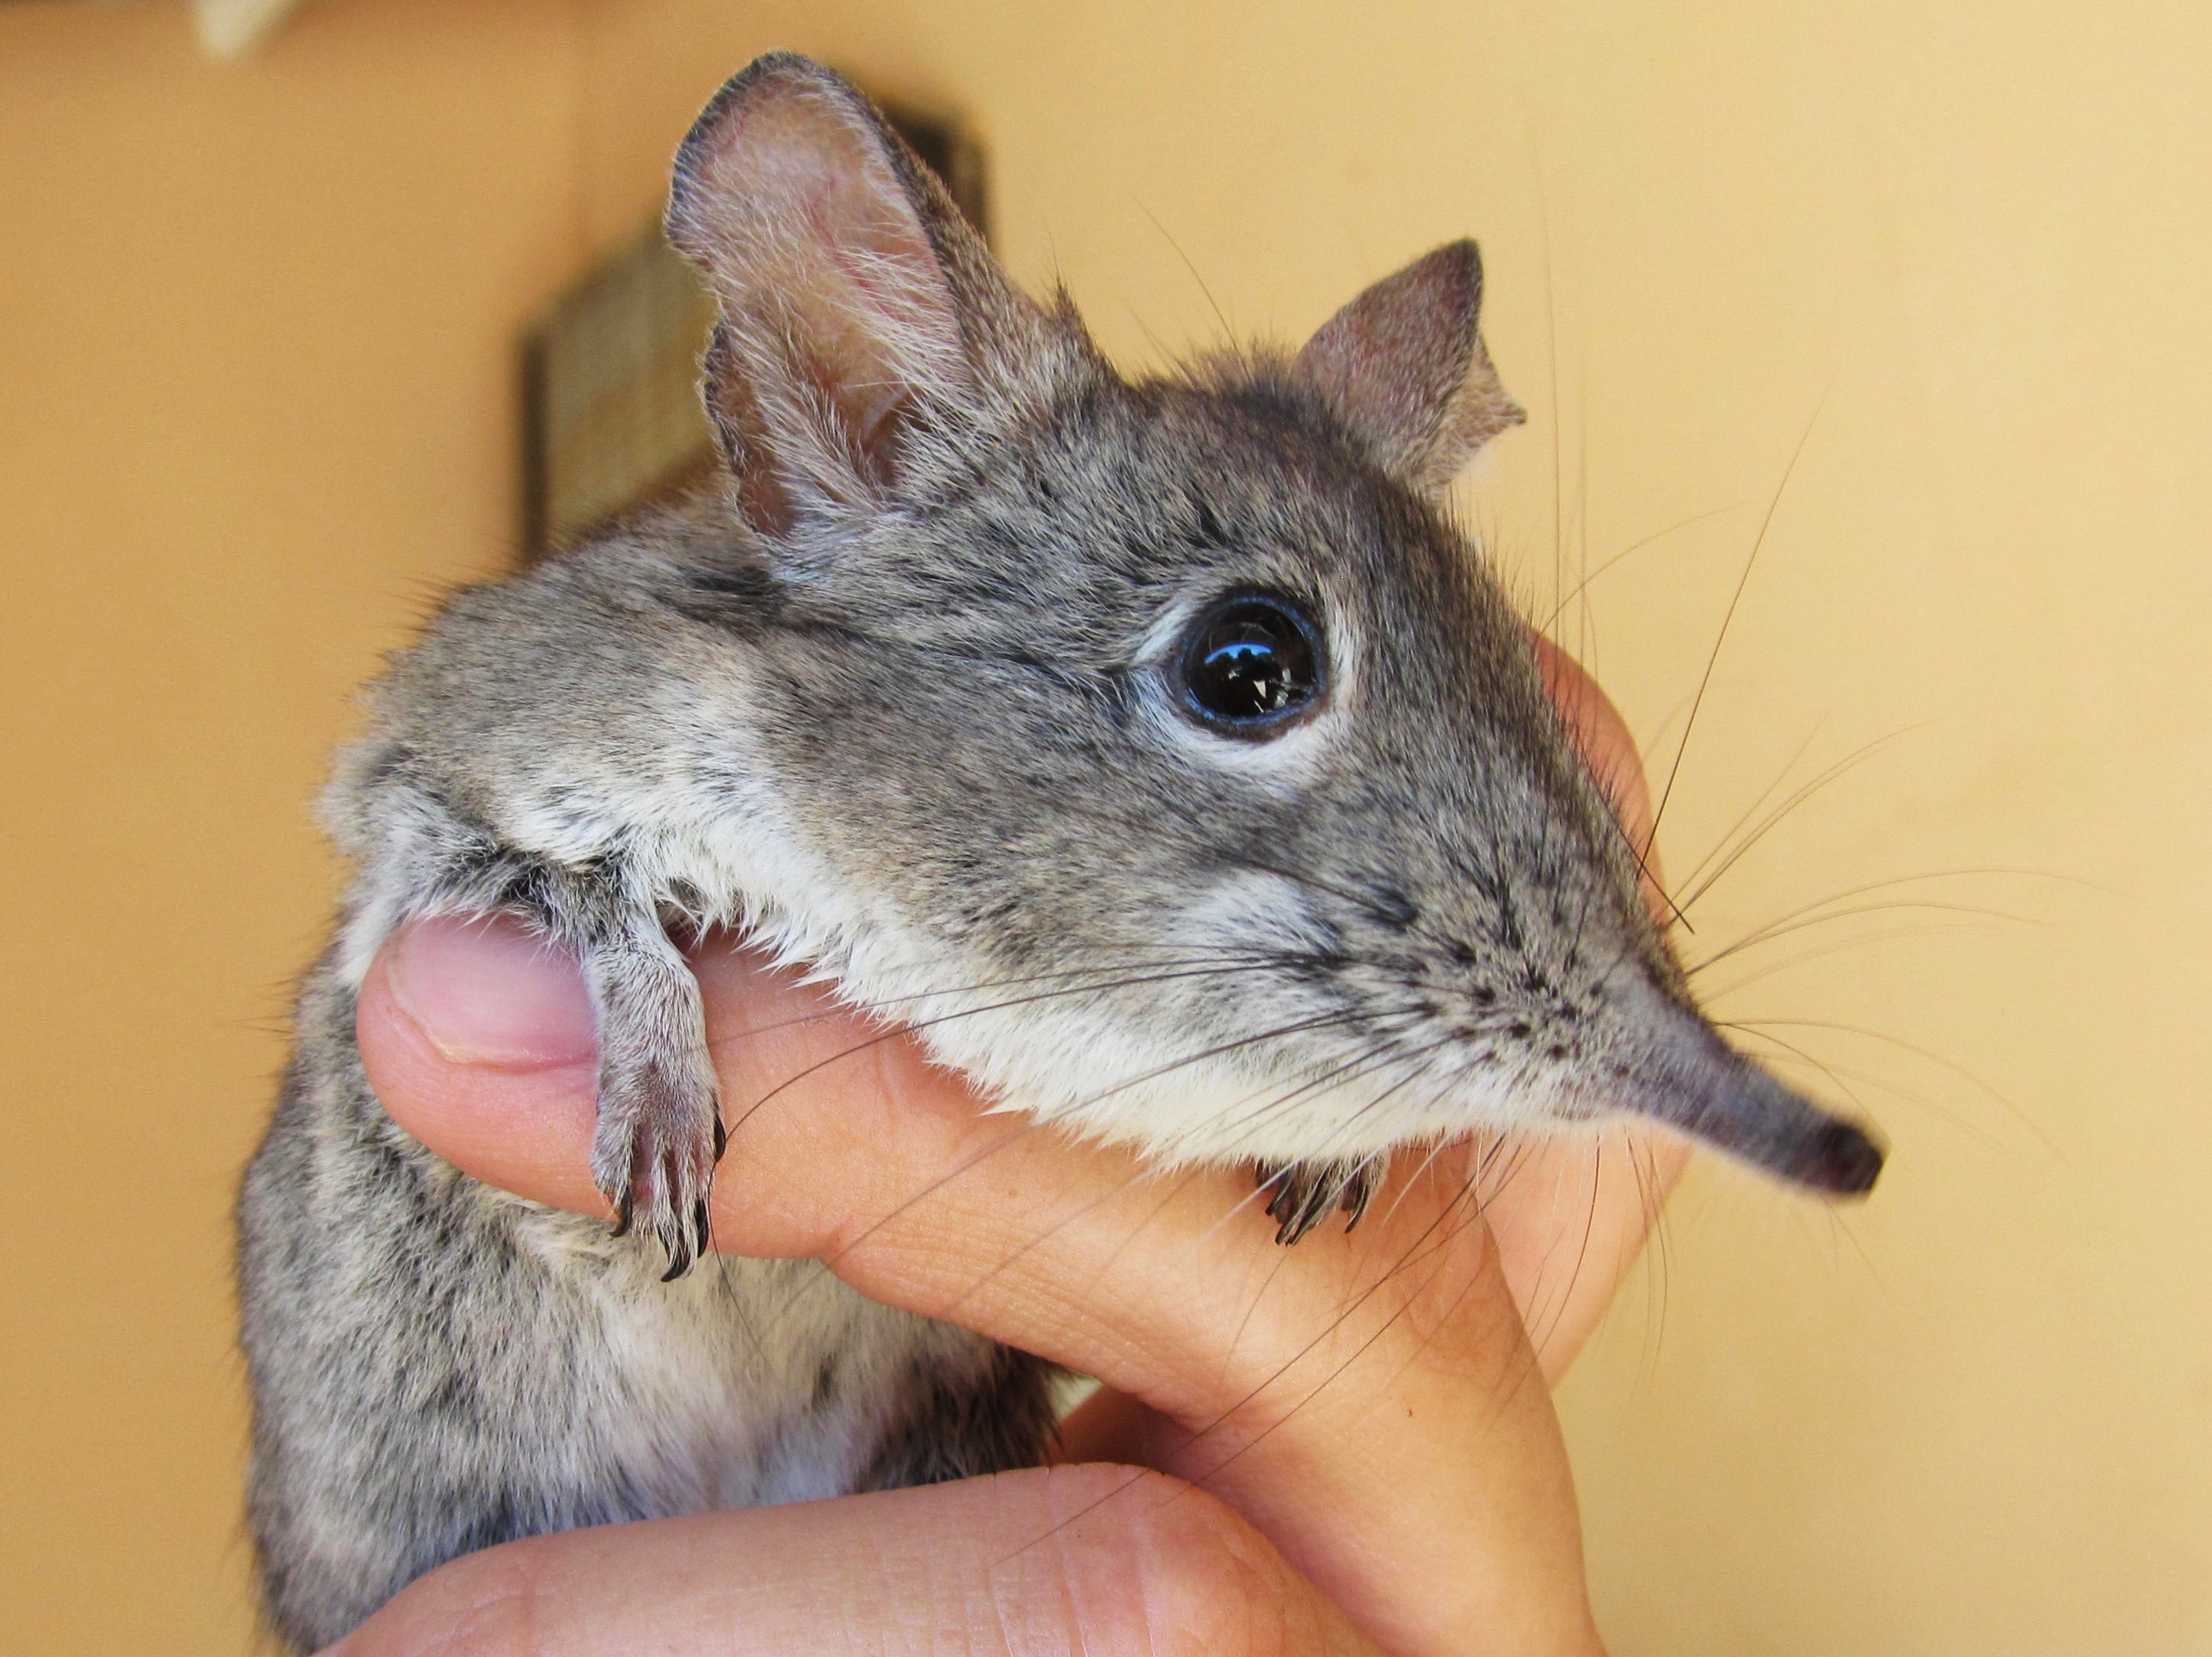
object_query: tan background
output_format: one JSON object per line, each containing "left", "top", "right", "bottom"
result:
{"left": 3, "top": 1, "right": 2206, "bottom": 1651}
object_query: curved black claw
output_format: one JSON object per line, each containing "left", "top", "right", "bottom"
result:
{"left": 647, "top": 1180, "right": 713, "bottom": 1281}
{"left": 592, "top": 1080, "right": 722, "bottom": 1280}
{"left": 1256, "top": 1158, "right": 1381, "bottom": 1245}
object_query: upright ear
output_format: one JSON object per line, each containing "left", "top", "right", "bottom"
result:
{"left": 1292, "top": 240, "right": 1525, "bottom": 496}
{"left": 665, "top": 54, "right": 1061, "bottom": 541}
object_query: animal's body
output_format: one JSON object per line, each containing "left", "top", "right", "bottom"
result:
{"left": 238, "top": 53, "right": 1880, "bottom": 1651}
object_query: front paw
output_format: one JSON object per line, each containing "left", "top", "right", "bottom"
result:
{"left": 1254, "top": 1158, "right": 1380, "bottom": 1246}
{"left": 590, "top": 1059, "right": 724, "bottom": 1280}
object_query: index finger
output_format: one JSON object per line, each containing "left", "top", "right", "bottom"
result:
{"left": 361, "top": 927, "right": 1602, "bottom": 1657}
{"left": 329, "top": 1464, "right": 1376, "bottom": 1657}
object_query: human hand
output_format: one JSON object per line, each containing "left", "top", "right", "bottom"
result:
{"left": 328, "top": 637, "right": 1681, "bottom": 1657}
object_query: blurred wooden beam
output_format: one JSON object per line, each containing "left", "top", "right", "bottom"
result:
{"left": 190, "top": 0, "right": 309, "bottom": 58}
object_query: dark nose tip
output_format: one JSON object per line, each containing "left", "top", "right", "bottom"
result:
{"left": 1607, "top": 980, "right": 1891, "bottom": 1198}
{"left": 1789, "top": 1118, "right": 1886, "bottom": 1196}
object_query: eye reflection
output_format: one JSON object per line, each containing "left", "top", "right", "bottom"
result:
{"left": 1179, "top": 595, "right": 1324, "bottom": 736}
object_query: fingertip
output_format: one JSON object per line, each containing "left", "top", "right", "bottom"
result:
{"left": 1531, "top": 631, "right": 1663, "bottom": 911}
{"left": 381, "top": 914, "right": 597, "bottom": 1071}
{"left": 684, "top": 928, "right": 992, "bottom": 1133}
{"left": 356, "top": 921, "right": 605, "bottom": 1220}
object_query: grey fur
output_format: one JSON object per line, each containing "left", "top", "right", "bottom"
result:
{"left": 238, "top": 52, "right": 1881, "bottom": 1652}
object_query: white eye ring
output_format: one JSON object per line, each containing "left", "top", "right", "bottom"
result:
{"left": 1137, "top": 583, "right": 1353, "bottom": 784}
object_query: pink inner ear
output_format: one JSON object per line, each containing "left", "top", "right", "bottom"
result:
{"left": 682, "top": 88, "right": 967, "bottom": 490}
{"left": 1291, "top": 241, "right": 1521, "bottom": 494}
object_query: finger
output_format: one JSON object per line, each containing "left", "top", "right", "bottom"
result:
{"left": 1475, "top": 1125, "right": 1689, "bottom": 1382}
{"left": 1518, "top": 631, "right": 1693, "bottom": 1370}
{"left": 364, "top": 634, "right": 1681, "bottom": 1387}
{"left": 368, "top": 922, "right": 1521, "bottom": 1424}
{"left": 362, "top": 926, "right": 1604, "bottom": 1657}
{"left": 1531, "top": 630, "right": 1658, "bottom": 878}
{"left": 361, "top": 915, "right": 1006, "bottom": 1250}
{"left": 325, "top": 1464, "right": 1376, "bottom": 1657}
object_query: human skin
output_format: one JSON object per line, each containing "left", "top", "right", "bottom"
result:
{"left": 328, "top": 637, "right": 1687, "bottom": 1657}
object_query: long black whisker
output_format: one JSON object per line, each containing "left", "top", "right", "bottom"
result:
{"left": 710, "top": 944, "right": 1302, "bottom": 1034}
{"left": 717, "top": 957, "right": 1329, "bottom": 1135}
{"left": 991, "top": 1141, "right": 1488, "bottom": 1563}
{"left": 1722, "top": 1014, "right": 2057, "bottom": 1155}
{"left": 1573, "top": 362, "right": 1592, "bottom": 666}
{"left": 1581, "top": 736, "right": 1693, "bottom": 933}
{"left": 934, "top": 1164, "right": 1213, "bottom": 1328}
{"left": 1676, "top": 728, "right": 1923, "bottom": 913}
{"left": 1175, "top": 1165, "right": 1543, "bottom": 1496}
{"left": 737, "top": 1004, "right": 1393, "bottom": 1349}
{"left": 928, "top": 1016, "right": 1433, "bottom": 1323}
{"left": 1647, "top": 385, "right": 1831, "bottom": 861}
{"left": 1668, "top": 720, "right": 1832, "bottom": 901}
{"left": 1221, "top": 851, "right": 1470, "bottom": 954}
{"left": 1135, "top": 198, "right": 1232, "bottom": 343}
{"left": 1192, "top": 1014, "right": 1441, "bottom": 1158}
{"left": 809, "top": 1008, "right": 1391, "bottom": 1289}
{"left": 1537, "top": 502, "right": 1748, "bottom": 634}
{"left": 1515, "top": 1137, "right": 1607, "bottom": 1364}
{"left": 1373, "top": 1135, "right": 1481, "bottom": 1234}
{"left": 1723, "top": 1028, "right": 2006, "bottom": 1152}
{"left": 1685, "top": 865, "right": 2075, "bottom": 967}
{"left": 1169, "top": 1155, "right": 1488, "bottom": 1471}
{"left": 1254, "top": 1028, "right": 1506, "bottom": 1173}
{"left": 1696, "top": 923, "right": 1998, "bottom": 1004}
{"left": 1686, "top": 897, "right": 2039, "bottom": 977}
{"left": 1628, "top": 1135, "right": 1675, "bottom": 1395}
{"left": 1716, "top": 1021, "right": 1871, "bottom": 1114}
{"left": 1535, "top": 158, "right": 1565, "bottom": 628}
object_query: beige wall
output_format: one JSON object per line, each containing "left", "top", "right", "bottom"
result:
{"left": 0, "top": 3, "right": 582, "bottom": 1648}
{"left": 4, "top": 1, "right": 2207, "bottom": 1652}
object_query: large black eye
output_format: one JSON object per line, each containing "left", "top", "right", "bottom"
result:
{"left": 1179, "top": 595, "right": 1326, "bottom": 735}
